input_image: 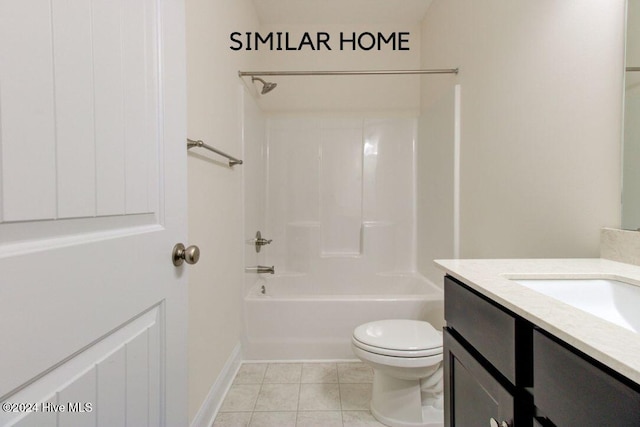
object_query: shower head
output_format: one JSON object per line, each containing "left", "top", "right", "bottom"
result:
{"left": 251, "top": 77, "right": 277, "bottom": 94}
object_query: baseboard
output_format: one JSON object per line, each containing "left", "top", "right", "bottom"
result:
{"left": 190, "top": 342, "right": 243, "bottom": 427}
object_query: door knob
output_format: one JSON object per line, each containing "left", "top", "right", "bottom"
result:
{"left": 172, "top": 243, "right": 200, "bottom": 266}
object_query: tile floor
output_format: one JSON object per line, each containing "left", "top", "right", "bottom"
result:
{"left": 213, "top": 362, "right": 386, "bottom": 427}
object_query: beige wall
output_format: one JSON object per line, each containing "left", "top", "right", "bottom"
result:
{"left": 418, "top": 0, "right": 625, "bottom": 284}
{"left": 185, "top": 0, "right": 258, "bottom": 421}
{"left": 253, "top": 23, "right": 422, "bottom": 113}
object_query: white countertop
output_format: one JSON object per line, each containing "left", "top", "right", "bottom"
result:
{"left": 435, "top": 258, "right": 640, "bottom": 386}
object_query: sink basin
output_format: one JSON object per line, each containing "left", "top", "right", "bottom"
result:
{"left": 513, "top": 278, "right": 640, "bottom": 333}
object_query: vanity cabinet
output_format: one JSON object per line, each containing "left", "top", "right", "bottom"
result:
{"left": 444, "top": 275, "right": 531, "bottom": 426}
{"left": 443, "top": 275, "right": 640, "bottom": 427}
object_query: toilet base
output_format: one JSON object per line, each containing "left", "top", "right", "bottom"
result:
{"left": 371, "top": 406, "right": 443, "bottom": 427}
{"left": 369, "top": 369, "right": 443, "bottom": 427}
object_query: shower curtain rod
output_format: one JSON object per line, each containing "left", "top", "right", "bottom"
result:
{"left": 238, "top": 68, "right": 459, "bottom": 77}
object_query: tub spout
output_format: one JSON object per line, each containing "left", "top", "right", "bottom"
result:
{"left": 245, "top": 265, "right": 275, "bottom": 274}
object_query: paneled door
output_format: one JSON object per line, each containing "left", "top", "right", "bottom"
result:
{"left": 0, "top": 0, "right": 188, "bottom": 426}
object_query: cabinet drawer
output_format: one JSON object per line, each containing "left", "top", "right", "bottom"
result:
{"left": 445, "top": 276, "right": 516, "bottom": 384}
{"left": 533, "top": 330, "right": 640, "bottom": 427}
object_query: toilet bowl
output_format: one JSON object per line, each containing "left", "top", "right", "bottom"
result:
{"left": 351, "top": 319, "right": 444, "bottom": 427}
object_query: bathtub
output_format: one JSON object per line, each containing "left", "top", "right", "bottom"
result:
{"left": 242, "top": 274, "right": 444, "bottom": 360}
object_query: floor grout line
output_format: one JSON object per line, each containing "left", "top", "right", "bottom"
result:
{"left": 215, "top": 362, "right": 374, "bottom": 426}
{"left": 336, "top": 361, "right": 345, "bottom": 426}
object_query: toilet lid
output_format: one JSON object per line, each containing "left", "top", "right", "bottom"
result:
{"left": 353, "top": 319, "right": 442, "bottom": 352}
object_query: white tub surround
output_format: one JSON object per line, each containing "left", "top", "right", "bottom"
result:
{"left": 242, "top": 114, "right": 444, "bottom": 361}
{"left": 435, "top": 258, "right": 640, "bottom": 386}
{"left": 264, "top": 117, "right": 418, "bottom": 282}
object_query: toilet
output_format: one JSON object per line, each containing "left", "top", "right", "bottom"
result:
{"left": 351, "top": 319, "right": 444, "bottom": 427}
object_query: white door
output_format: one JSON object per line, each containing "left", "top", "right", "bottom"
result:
{"left": 0, "top": 0, "right": 188, "bottom": 426}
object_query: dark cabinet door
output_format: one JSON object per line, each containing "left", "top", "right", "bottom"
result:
{"left": 533, "top": 330, "right": 640, "bottom": 427}
{"left": 444, "top": 329, "right": 515, "bottom": 427}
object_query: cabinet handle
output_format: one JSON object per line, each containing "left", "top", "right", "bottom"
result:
{"left": 489, "top": 418, "right": 510, "bottom": 427}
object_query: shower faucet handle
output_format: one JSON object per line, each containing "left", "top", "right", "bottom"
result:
{"left": 254, "top": 231, "right": 272, "bottom": 253}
